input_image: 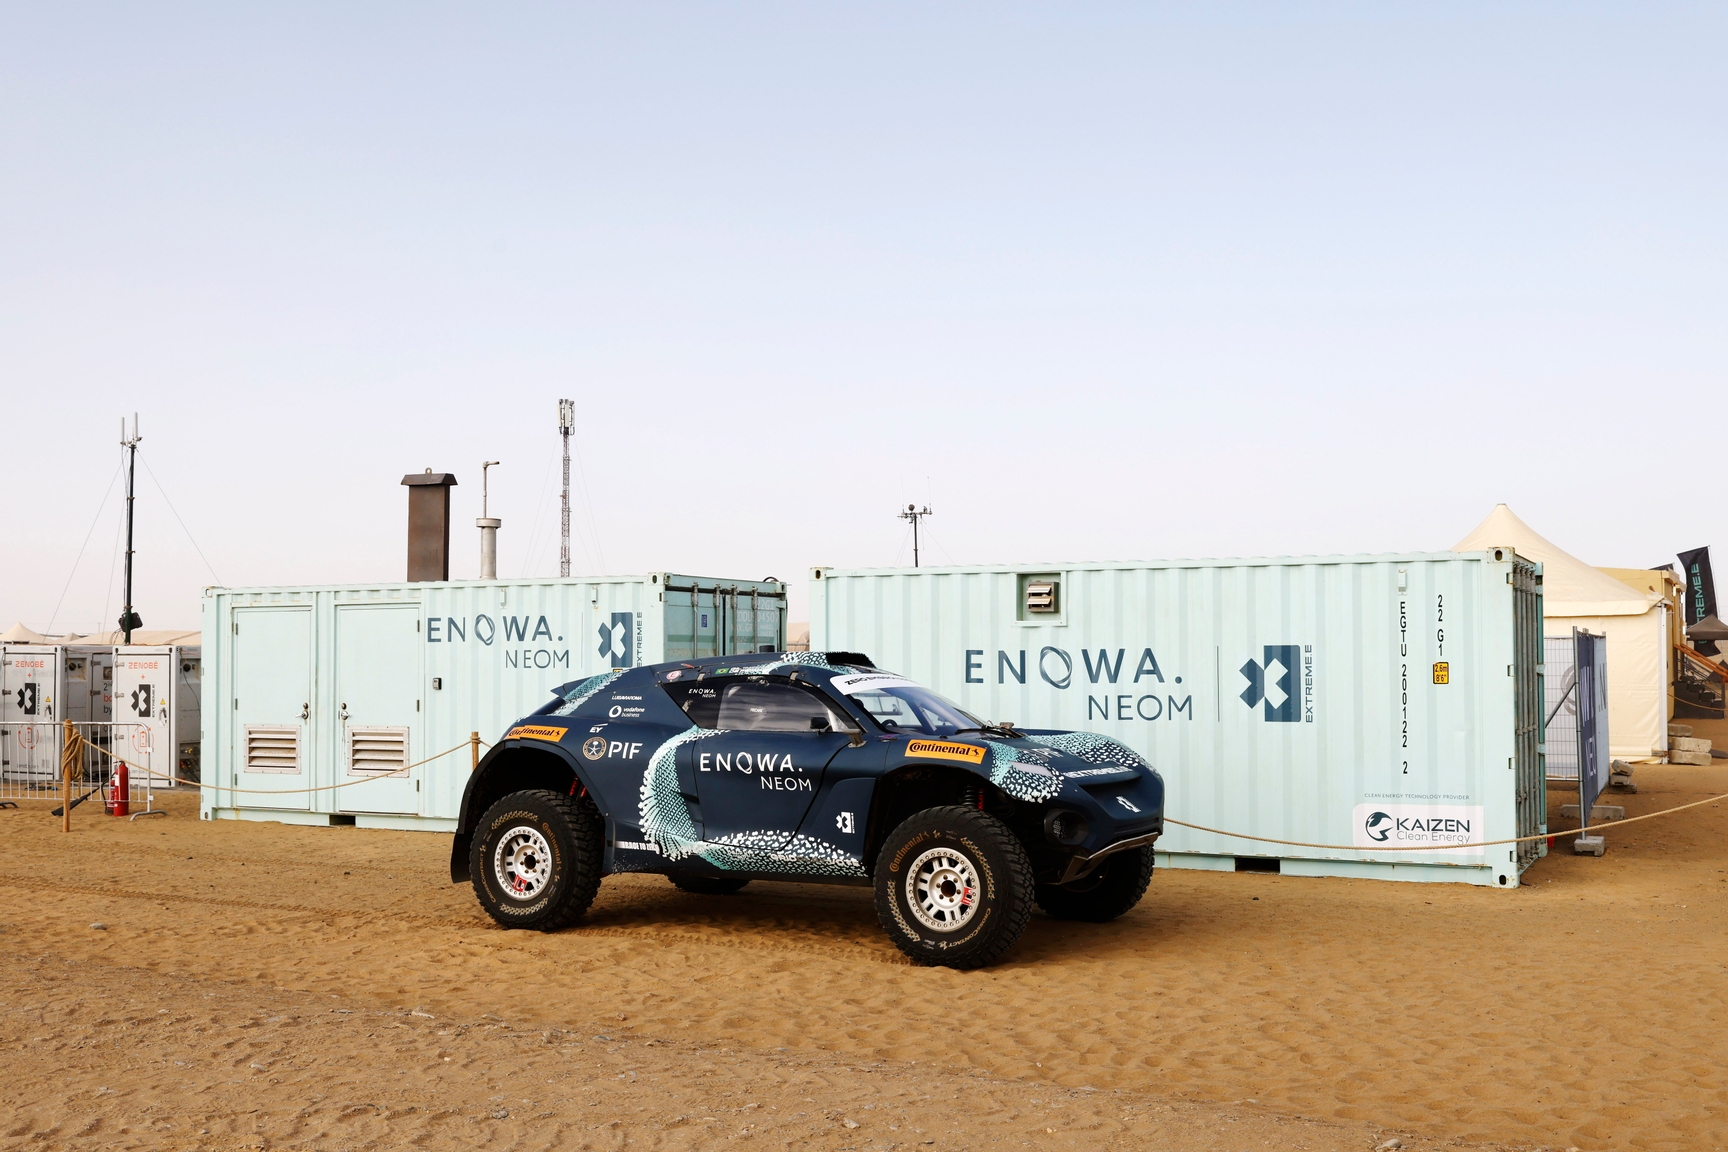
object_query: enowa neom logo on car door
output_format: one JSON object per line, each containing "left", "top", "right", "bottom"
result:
{"left": 1239, "top": 644, "right": 1312, "bottom": 723}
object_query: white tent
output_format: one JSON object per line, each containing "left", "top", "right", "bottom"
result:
{"left": 1454, "top": 505, "right": 1670, "bottom": 761}
{"left": 0, "top": 622, "right": 54, "bottom": 643}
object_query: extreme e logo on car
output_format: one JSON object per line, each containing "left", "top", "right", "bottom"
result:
{"left": 904, "top": 739, "right": 987, "bottom": 765}
{"left": 1240, "top": 644, "right": 1314, "bottom": 723}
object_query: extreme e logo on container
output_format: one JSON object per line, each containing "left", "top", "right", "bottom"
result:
{"left": 1240, "top": 644, "right": 1314, "bottom": 723}
{"left": 598, "top": 613, "right": 634, "bottom": 668}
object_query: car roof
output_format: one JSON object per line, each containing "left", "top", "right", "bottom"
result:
{"left": 548, "top": 651, "right": 878, "bottom": 701}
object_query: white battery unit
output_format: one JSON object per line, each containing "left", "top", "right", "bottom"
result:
{"left": 112, "top": 646, "right": 201, "bottom": 786}
{"left": 1, "top": 645, "right": 66, "bottom": 781}
{"left": 810, "top": 550, "right": 1545, "bottom": 888}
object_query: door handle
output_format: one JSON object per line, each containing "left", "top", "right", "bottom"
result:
{"left": 301, "top": 702, "right": 310, "bottom": 720}
{"left": 339, "top": 703, "right": 349, "bottom": 721}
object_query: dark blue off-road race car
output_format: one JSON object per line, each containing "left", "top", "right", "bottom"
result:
{"left": 451, "top": 652, "right": 1164, "bottom": 968}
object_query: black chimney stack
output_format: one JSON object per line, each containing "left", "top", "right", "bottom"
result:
{"left": 402, "top": 470, "right": 458, "bottom": 581}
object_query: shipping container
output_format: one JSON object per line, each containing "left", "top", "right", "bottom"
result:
{"left": 810, "top": 550, "right": 1545, "bottom": 888}
{"left": 200, "top": 574, "right": 786, "bottom": 830}
{"left": 112, "top": 646, "right": 202, "bottom": 785}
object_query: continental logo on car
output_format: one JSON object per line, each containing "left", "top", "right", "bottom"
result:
{"left": 904, "top": 739, "right": 986, "bottom": 765}
{"left": 506, "top": 725, "right": 567, "bottom": 743}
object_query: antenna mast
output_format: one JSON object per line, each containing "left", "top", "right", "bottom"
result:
{"left": 899, "top": 503, "right": 933, "bottom": 568}
{"left": 119, "top": 414, "right": 143, "bottom": 642}
{"left": 558, "top": 399, "right": 574, "bottom": 578}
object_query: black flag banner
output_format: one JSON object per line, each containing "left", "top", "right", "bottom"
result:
{"left": 1678, "top": 547, "right": 1718, "bottom": 653}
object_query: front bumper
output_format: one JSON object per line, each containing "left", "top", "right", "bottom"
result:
{"left": 1055, "top": 826, "right": 1162, "bottom": 883}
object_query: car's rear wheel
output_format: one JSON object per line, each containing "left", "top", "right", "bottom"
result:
{"left": 873, "top": 806, "right": 1034, "bottom": 969}
{"left": 471, "top": 789, "right": 602, "bottom": 931}
{"left": 668, "top": 874, "right": 751, "bottom": 895}
{"left": 1035, "top": 845, "right": 1155, "bottom": 923}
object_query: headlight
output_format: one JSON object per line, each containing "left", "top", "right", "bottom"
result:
{"left": 1043, "top": 809, "right": 1089, "bottom": 847}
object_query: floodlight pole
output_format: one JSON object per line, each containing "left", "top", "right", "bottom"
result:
{"left": 119, "top": 414, "right": 143, "bottom": 642}
{"left": 558, "top": 399, "right": 574, "bottom": 578}
{"left": 899, "top": 504, "right": 933, "bottom": 568}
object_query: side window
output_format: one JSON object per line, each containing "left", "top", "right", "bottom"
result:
{"left": 664, "top": 679, "right": 850, "bottom": 733}
{"left": 662, "top": 682, "right": 723, "bottom": 728}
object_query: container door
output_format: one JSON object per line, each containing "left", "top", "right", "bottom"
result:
{"left": 115, "top": 649, "right": 176, "bottom": 785}
{"left": 335, "top": 604, "right": 422, "bottom": 816}
{"left": 231, "top": 609, "right": 313, "bottom": 812}
{"left": 1, "top": 648, "right": 62, "bottom": 782}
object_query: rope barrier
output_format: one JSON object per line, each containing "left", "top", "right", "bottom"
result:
{"left": 79, "top": 736, "right": 481, "bottom": 796}
{"left": 48, "top": 730, "right": 1728, "bottom": 852}
{"left": 1165, "top": 789, "right": 1728, "bottom": 853}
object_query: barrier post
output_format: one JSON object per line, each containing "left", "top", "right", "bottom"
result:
{"left": 61, "top": 721, "right": 76, "bottom": 832}
{"left": 471, "top": 732, "right": 481, "bottom": 771}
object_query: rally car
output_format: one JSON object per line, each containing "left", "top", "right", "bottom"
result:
{"left": 451, "top": 652, "right": 1164, "bottom": 968}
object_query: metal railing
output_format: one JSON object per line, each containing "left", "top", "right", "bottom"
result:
{"left": 0, "top": 721, "right": 156, "bottom": 815}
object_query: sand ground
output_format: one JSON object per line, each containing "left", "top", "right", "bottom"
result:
{"left": 3, "top": 762, "right": 1727, "bottom": 1152}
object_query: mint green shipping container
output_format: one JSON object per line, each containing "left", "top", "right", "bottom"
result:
{"left": 810, "top": 550, "right": 1544, "bottom": 887}
{"left": 201, "top": 574, "right": 784, "bottom": 830}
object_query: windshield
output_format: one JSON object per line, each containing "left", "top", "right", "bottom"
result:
{"left": 843, "top": 683, "right": 981, "bottom": 737}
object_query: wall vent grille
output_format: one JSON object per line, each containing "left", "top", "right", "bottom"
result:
{"left": 348, "top": 727, "right": 409, "bottom": 776}
{"left": 244, "top": 726, "right": 300, "bottom": 773}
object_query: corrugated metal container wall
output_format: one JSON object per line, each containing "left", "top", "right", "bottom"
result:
{"left": 811, "top": 551, "right": 1544, "bottom": 887}
{"left": 201, "top": 574, "right": 784, "bottom": 830}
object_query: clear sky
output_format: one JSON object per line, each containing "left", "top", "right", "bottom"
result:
{"left": 3, "top": 3, "right": 1723, "bottom": 633}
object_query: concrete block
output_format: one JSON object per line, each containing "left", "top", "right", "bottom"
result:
{"left": 1561, "top": 804, "right": 1626, "bottom": 821}
{"left": 1573, "top": 835, "right": 1607, "bottom": 856}
{"left": 1669, "top": 722, "right": 1694, "bottom": 738}
{"left": 1673, "top": 736, "right": 1712, "bottom": 753}
{"left": 1670, "top": 750, "right": 1713, "bottom": 766}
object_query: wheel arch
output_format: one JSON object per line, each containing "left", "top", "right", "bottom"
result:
{"left": 451, "top": 743, "right": 591, "bottom": 882}
{"left": 861, "top": 762, "right": 1000, "bottom": 876}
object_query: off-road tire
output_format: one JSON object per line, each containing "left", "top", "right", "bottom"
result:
{"left": 668, "top": 874, "right": 751, "bottom": 896}
{"left": 873, "top": 806, "right": 1035, "bottom": 970}
{"left": 1035, "top": 845, "right": 1155, "bottom": 923}
{"left": 471, "top": 789, "right": 603, "bottom": 932}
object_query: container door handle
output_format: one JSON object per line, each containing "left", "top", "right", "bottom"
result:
{"left": 300, "top": 702, "right": 309, "bottom": 720}
{"left": 338, "top": 703, "right": 349, "bottom": 721}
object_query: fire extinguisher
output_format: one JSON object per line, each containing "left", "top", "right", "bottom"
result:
{"left": 106, "top": 759, "right": 130, "bottom": 818}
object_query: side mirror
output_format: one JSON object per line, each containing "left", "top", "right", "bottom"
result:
{"left": 810, "top": 717, "right": 831, "bottom": 732}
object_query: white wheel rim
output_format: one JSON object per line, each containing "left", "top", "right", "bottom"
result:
{"left": 905, "top": 846, "right": 981, "bottom": 932}
{"left": 494, "top": 825, "right": 553, "bottom": 899}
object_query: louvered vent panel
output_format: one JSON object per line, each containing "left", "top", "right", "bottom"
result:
{"left": 348, "top": 727, "right": 409, "bottom": 776}
{"left": 244, "top": 726, "right": 300, "bottom": 773}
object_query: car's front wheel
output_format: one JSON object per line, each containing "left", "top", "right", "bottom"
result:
{"left": 471, "top": 789, "right": 603, "bottom": 931}
{"left": 1035, "top": 844, "right": 1155, "bottom": 922}
{"left": 873, "top": 806, "right": 1034, "bottom": 969}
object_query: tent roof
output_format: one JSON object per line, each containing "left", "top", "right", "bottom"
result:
{"left": 0, "top": 622, "right": 52, "bottom": 643}
{"left": 1452, "top": 505, "right": 1658, "bottom": 617}
{"left": 65, "top": 629, "right": 201, "bottom": 647}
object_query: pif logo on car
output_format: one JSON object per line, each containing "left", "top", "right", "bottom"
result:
{"left": 1240, "top": 645, "right": 1301, "bottom": 722}
{"left": 1364, "top": 811, "right": 1393, "bottom": 842}
{"left": 581, "top": 736, "right": 608, "bottom": 761}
